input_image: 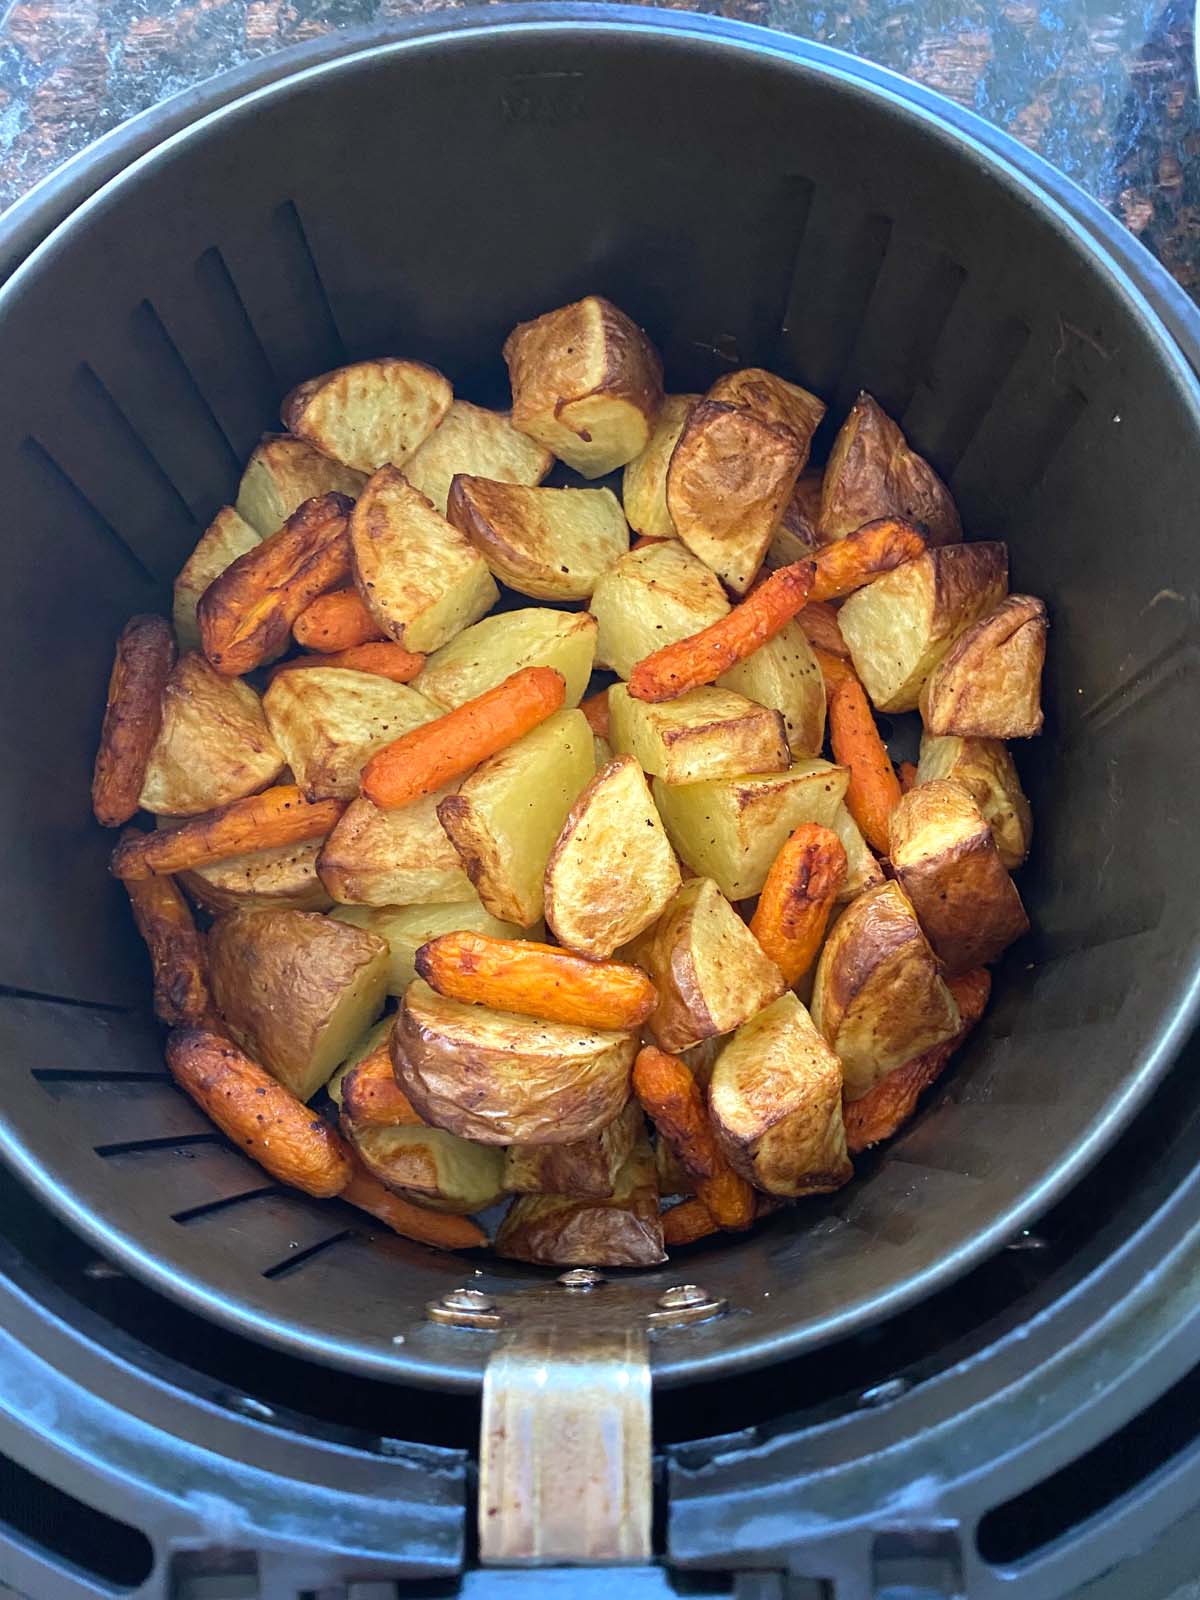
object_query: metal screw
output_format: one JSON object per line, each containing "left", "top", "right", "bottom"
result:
{"left": 559, "top": 1267, "right": 606, "bottom": 1290}
{"left": 657, "top": 1283, "right": 709, "bottom": 1311}
{"left": 440, "top": 1286, "right": 496, "bottom": 1313}
{"left": 226, "top": 1394, "right": 276, "bottom": 1421}
{"left": 858, "top": 1376, "right": 911, "bottom": 1408}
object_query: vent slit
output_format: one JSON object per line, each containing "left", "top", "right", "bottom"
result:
{"left": 173, "top": 1185, "right": 279, "bottom": 1224}
{"left": 95, "top": 1133, "right": 223, "bottom": 1158}
{"left": 0, "top": 980, "right": 136, "bottom": 1015}
{"left": 78, "top": 362, "right": 200, "bottom": 533}
{"left": 33, "top": 1069, "right": 169, "bottom": 1085}
{"left": 194, "top": 244, "right": 280, "bottom": 397}
{"left": 136, "top": 297, "right": 242, "bottom": 470}
{"left": 18, "top": 440, "right": 155, "bottom": 585}
{"left": 892, "top": 253, "right": 967, "bottom": 420}
{"left": 929, "top": 317, "right": 1031, "bottom": 475}
{"left": 275, "top": 198, "right": 346, "bottom": 363}
{"left": 261, "top": 1228, "right": 354, "bottom": 1280}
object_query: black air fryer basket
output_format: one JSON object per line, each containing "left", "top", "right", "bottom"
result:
{"left": 2, "top": 8, "right": 1200, "bottom": 1595}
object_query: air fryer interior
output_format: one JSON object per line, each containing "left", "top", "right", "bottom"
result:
{"left": 1, "top": 17, "right": 1198, "bottom": 1392}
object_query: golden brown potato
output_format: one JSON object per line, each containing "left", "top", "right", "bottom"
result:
{"left": 283, "top": 358, "right": 452, "bottom": 473}
{"left": 888, "top": 779, "right": 1028, "bottom": 976}
{"left": 437, "top": 709, "right": 595, "bottom": 926}
{"left": 173, "top": 507, "right": 261, "bottom": 651}
{"left": 666, "top": 399, "right": 806, "bottom": 594}
{"left": 178, "top": 835, "right": 332, "bottom": 914}
{"left": 400, "top": 400, "right": 553, "bottom": 515}
{"left": 919, "top": 595, "right": 1047, "bottom": 739}
{"left": 716, "top": 620, "right": 826, "bottom": 757}
{"left": 495, "top": 1137, "right": 665, "bottom": 1266}
{"left": 349, "top": 466, "right": 498, "bottom": 654}
{"left": 608, "top": 683, "right": 789, "bottom": 784}
{"left": 348, "top": 1123, "right": 506, "bottom": 1214}
{"left": 652, "top": 759, "right": 849, "bottom": 901}
{"left": 837, "top": 541, "right": 1008, "bottom": 712}
{"left": 331, "top": 900, "right": 537, "bottom": 994}
{"left": 504, "top": 295, "right": 664, "bottom": 478}
{"left": 416, "top": 608, "right": 596, "bottom": 712}
{"left": 820, "top": 392, "right": 961, "bottom": 546}
{"left": 503, "top": 1101, "right": 644, "bottom": 1199}
{"left": 542, "top": 754, "right": 681, "bottom": 958}
{"left": 627, "top": 877, "right": 785, "bottom": 1053}
{"left": 317, "top": 789, "right": 475, "bottom": 906}
{"left": 810, "top": 880, "right": 961, "bottom": 1100}
{"left": 235, "top": 434, "right": 366, "bottom": 538}
{"left": 208, "top": 908, "right": 389, "bottom": 1101}
{"left": 916, "top": 733, "right": 1032, "bottom": 869}
{"left": 621, "top": 393, "right": 698, "bottom": 538}
{"left": 709, "top": 992, "right": 851, "bottom": 1197}
{"left": 446, "top": 476, "right": 628, "bottom": 601}
{"left": 764, "top": 470, "right": 823, "bottom": 569}
{"left": 829, "top": 804, "right": 885, "bottom": 902}
{"left": 590, "top": 540, "right": 730, "bottom": 680}
{"left": 395, "top": 979, "right": 636, "bottom": 1145}
{"left": 707, "top": 368, "right": 825, "bottom": 459}
{"left": 138, "top": 652, "right": 284, "bottom": 817}
{"left": 263, "top": 667, "right": 439, "bottom": 801}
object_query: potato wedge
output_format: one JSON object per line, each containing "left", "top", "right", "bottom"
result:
{"left": 920, "top": 595, "right": 1047, "bottom": 739}
{"left": 504, "top": 1101, "right": 643, "bottom": 1199}
{"left": 138, "top": 652, "right": 284, "bottom": 817}
{"left": 349, "top": 1123, "right": 506, "bottom": 1214}
{"left": 416, "top": 607, "right": 596, "bottom": 713}
{"left": 716, "top": 621, "right": 826, "bottom": 757}
{"left": 263, "top": 669, "right": 438, "bottom": 802}
{"left": 400, "top": 400, "right": 553, "bottom": 515}
{"left": 495, "top": 1137, "right": 664, "bottom": 1266}
{"left": 590, "top": 539, "right": 730, "bottom": 680}
{"left": 283, "top": 358, "right": 452, "bottom": 473}
{"left": 609, "top": 683, "right": 788, "bottom": 784}
{"left": 621, "top": 393, "right": 698, "bottom": 539}
{"left": 208, "top": 908, "right": 390, "bottom": 1101}
{"left": 666, "top": 399, "right": 806, "bottom": 594}
{"left": 178, "top": 835, "right": 332, "bottom": 914}
{"left": 811, "top": 880, "right": 961, "bottom": 1100}
{"left": 446, "top": 476, "right": 628, "bottom": 601}
{"left": 332, "top": 901, "right": 535, "bottom": 994}
{"left": 395, "top": 978, "right": 636, "bottom": 1144}
{"left": 235, "top": 434, "right": 366, "bottom": 538}
{"left": 628, "top": 877, "right": 785, "bottom": 1053}
{"left": 820, "top": 392, "right": 961, "bottom": 546}
{"left": 765, "top": 469, "right": 823, "bottom": 569}
{"left": 837, "top": 541, "right": 1008, "bottom": 712}
{"left": 709, "top": 992, "right": 851, "bottom": 1197}
{"left": 504, "top": 295, "right": 664, "bottom": 477}
{"left": 889, "top": 779, "right": 1028, "bottom": 976}
{"left": 829, "top": 804, "right": 885, "bottom": 902}
{"left": 652, "top": 759, "right": 849, "bottom": 901}
{"left": 318, "top": 789, "right": 474, "bottom": 906}
{"left": 543, "top": 754, "right": 681, "bottom": 958}
{"left": 437, "top": 708, "right": 595, "bottom": 926}
{"left": 92, "top": 614, "right": 177, "bottom": 827}
{"left": 349, "top": 465, "right": 498, "bottom": 654}
{"left": 916, "top": 733, "right": 1032, "bottom": 869}
{"left": 173, "top": 508, "right": 261, "bottom": 651}
{"left": 708, "top": 368, "right": 825, "bottom": 459}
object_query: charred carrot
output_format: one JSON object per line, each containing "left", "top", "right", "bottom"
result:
{"left": 749, "top": 823, "right": 847, "bottom": 985}
{"left": 898, "top": 761, "right": 918, "bottom": 793}
{"left": 122, "top": 851, "right": 211, "bottom": 1026}
{"left": 292, "top": 587, "right": 383, "bottom": 652}
{"left": 809, "top": 518, "right": 926, "bottom": 603}
{"left": 828, "top": 677, "right": 902, "bottom": 855}
{"left": 633, "top": 1046, "right": 755, "bottom": 1230}
{"left": 580, "top": 688, "right": 611, "bottom": 739}
{"left": 340, "top": 1162, "right": 488, "bottom": 1249}
{"left": 111, "top": 785, "right": 345, "bottom": 879}
{"left": 272, "top": 640, "right": 424, "bottom": 683}
{"left": 340, "top": 1035, "right": 424, "bottom": 1130}
{"left": 662, "top": 1196, "right": 720, "bottom": 1246}
{"left": 91, "top": 615, "right": 176, "bottom": 826}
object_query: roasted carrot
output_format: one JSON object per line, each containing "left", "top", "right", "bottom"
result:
{"left": 91, "top": 615, "right": 176, "bottom": 826}
{"left": 272, "top": 640, "right": 424, "bottom": 683}
{"left": 361, "top": 665, "right": 566, "bottom": 810}
{"left": 811, "top": 644, "right": 859, "bottom": 693}
{"left": 749, "top": 823, "right": 847, "bottom": 985}
{"left": 340, "top": 1036, "right": 424, "bottom": 1130}
{"left": 794, "top": 600, "right": 849, "bottom": 658}
{"left": 580, "top": 688, "right": 611, "bottom": 739}
{"left": 828, "top": 677, "right": 902, "bottom": 855}
{"left": 416, "top": 932, "right": 658, "bottom": 1031}
{"left": 340, "top": 1162, "right": 488, "bottom": 1249}
{"left": 633, "top": 1046, "right": 755, "bottom": 1230}
{"left": 111, "top": 785, "right": 345, "bottom": 880}
{"left": 809, "top": 517, "right": 927, "bottom": 603}
{"left": 627, "top": 560, "right": 815, "bottom": 703}
{"left": 292, "top": 587, "right": 383, "bottom": 652}
{"left": 662, "top": 1196, "right": 720, "bottom": 1246}
{"left": 898, "top": 761, "right": 919, "bottom": 793}
{"left": 122, "top": 849, "right": 211, "bottom": 1026}
{"left": 631, "top": 534, "right": 670, "bottom": 551}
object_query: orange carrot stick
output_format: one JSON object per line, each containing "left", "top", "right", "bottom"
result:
{"left": 92, "top": 614, "right": 177, "bottom": 827}
{"left": 662, "top": 1196, "right": 720, "bottom": 1246}
{"left": 809, "top": 518, "right": 926, "bottom": 603}
{"left": 749, "top": 823, "right": 847, "bottom": 985}
{"left": 633, "top": 1046, "right": 755, "bottom": 1230}
{"left": 811, "top": 644, "right": 859, "bottom": 693}
{"left": 272, "top": 640, "right": 425, "bottom": 684}
{"left": 898, "top": 761, "right": 918, "bottom": 793}
{"left": 794, "top": 600, "right": 849, "bottom": 658}
{"left": 122, "top": 854, "right": 211, "bottom": 1026}
{"left": 340, "top": 1162, "right": 487, "bottom": 1249}
{"left": 340, "top": 1037, "right": 424, "bottom": 1130}
{"left": 111, "top": 786, "right": 346, "bottom": 879}
{"left": 293, "top": 588, "right": 383, "bottom": 652}
{"left": 361, "top": 666, "right": 566, "bottom": 810}
{"left": 828, "top": 678, "right": 902, "bottom": 855}
{"left": 580, "top": 688, "right": 611, "bottom": 739}
{"left": 627, "top": 560, "right": 815, "bottom": 703}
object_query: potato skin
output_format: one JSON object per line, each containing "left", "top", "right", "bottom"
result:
{"left": 608, "top": 683, "right": 790, "bottom": 785}
{"left": 495, "top": 1138, "right": 665, "bottom": 1266}
{"left": 447, "top": 476, "right": 629, "bottom": 601}
{"left": 263, "top": 668, "right": 439, "bottom": 802}
{"left": 820, "top": 392, "right": 961, "bottom": 546}
{"left": 707, "top": 368, "right": 825, "bottom": 460}
{"left": 178, "top": 836, "right": 332, "bottom": 915}
{"left": 283, "top": 358, "right": 452, "bottom": 474}
{"left": 92, "top": 614, "right": 177, "bottom": 826}
{"left": 318, "top": 790, "right": 473, "bottom": 906}
{"left": 621, "top": 394, "right": 698, "bottom": 538}
{"left": 503, "top": 1101, "right": 644, "bottom": 1199}
{"left": 347, "top": 1122, "right": 506, "bottom": 1213}
{"left": 920, "top": 595, "right": 1047, "bottom": 739}
{"left": 916, "top": 733, "right": 1032, "bottom": 869}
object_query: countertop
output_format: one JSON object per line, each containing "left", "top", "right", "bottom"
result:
{"left": 0, "top": 0, "right": 1196, "bottom": 296}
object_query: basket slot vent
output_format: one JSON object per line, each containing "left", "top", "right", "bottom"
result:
{"left": 901, "top": 309, "right": 1030, "bottom": 479}
{"left": 172, "top": 1184, "right": 278, "bottom": 1224}
{"left": 40, "top": 1073, "right": 214, "bottom": 1141}
{"left": 99, "top": 1139, "right": 273, "bottom": 1215}
{"left": 952, "top": 356, "right": 1088, "bottom": 521}
{"left": 1077, "top": 637, "right": 1200, "bottom": 741}
{"left": 261, "top": 1228, "right": 354, "bottom": 1280}
{"left": 94, "top": 1132, "right": 222, "bottom": 1158}
{"left": 19, "top": 436, "right": 157, "bottom": 585}
{"left": 1, "top": 982, "right": 134, "bottom": 1017}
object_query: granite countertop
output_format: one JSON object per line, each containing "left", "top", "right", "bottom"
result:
{"left": 0, "top": 0, "right": 1196, "bottom": 299}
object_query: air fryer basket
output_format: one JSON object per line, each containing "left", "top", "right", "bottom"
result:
{"left": 1, "top": 8, "right": 1198, "bottom": 1394}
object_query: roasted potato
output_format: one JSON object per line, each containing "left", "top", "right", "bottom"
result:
{"left": 608, "top": 683, "right": 789, "bottom": 784}
{"left": 888, "top": 779, "right": 1028, "bottom": 976}
{"left": 446, "top": 477, "right": 628, "bottom": 601}
{"left": 326, "top": 1015, "right": 393, "bottom": 1108}
{"left": 810, "top": 880, "right": 961, "bottom": 1100}
{"left": 495, "top": 1136, "right": 665, "bottom": 1266}
{"left": 628, "top": 876, "right": 785, "bottom": 1053}
{"left": 263, "top": 668, "right": 439, "bottom": 801}
{"left": 709, "top": 992, "right": 851, "bottom": 1197}
{"left": 395, "top": 978, "right": 636, "bottom": 1145}
{"left": 349, "top": 466, "right": 498, "bottom": 654}
{"left": 820, "top": 392, "right": 961, "bottom": 546}
{"left": 504, "top": 295, "right": 664, "bottom": 478}
{"left": 920, "top": 595, "right": 1047, "bottom": 739}
{"left": 173, "top": 507, "right": 261, "bottom": 651}
{"left": 416, "top": 607, "right": 596, "bottom": 712}
{"left": 829, "top": 804, "right": 885, "bottom": 902}
{"left": 317, "top": 790, "right": 474, "bottom": 906}
{"left": 349, "top": 1123, "right": 506, "bottom": 1214}
{"left": 331, "top": 900, "right": 536, "bottom": 994}
{"left": 138, "top": 652, "right": 284, "bottom": 817}
{"left": 916, "top": 733, "right": 1032, "bottom": 869}
{"left": 708, "top": 367, "right": 825, "bottom": 457}
{"left": 590, "top": 539, "right": 730, "bottom": 680}
{"left": 235, "top": 434, "right": 366, "bottom": 538}
{"left": 437, "top": 708, "right": 595, "bottom": 926}
{"left": 542, "top": 754, "right": 681, "bottom": 958}
{"left": 765, "top": 469, "right": 823, "bottom": 569}
{"left": 503, "top": 1101, "right": 644, "bottom": 1199}
{"left": 836, "top": 541, "right": 1008, "bottom": 712}
{"left": 652, "top": 758, "right": 849, "bottom": 901}
{"left": 400, "top": 400, "right": 553, "bottom": 515}
{"left": 178, "top": 835, "right": 332, "bottom": 914}
{"left": 621, "top": 393, "right": 698, "bottom": 538}
{"left": 208, "top": 908, "right": 390, "bottom": 1101}
{"left": 716, "top": 621, "right": 826, "bottom": 757}
{"left": 283, "top": 358, "right": 452, "bottom": 473}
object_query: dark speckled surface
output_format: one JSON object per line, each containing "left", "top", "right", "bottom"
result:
{"left": 0, "top": 0, "right": 1196, "bottom": 296}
